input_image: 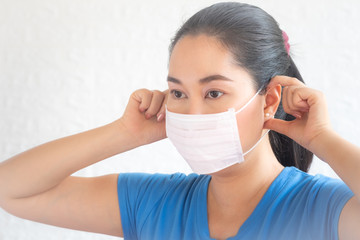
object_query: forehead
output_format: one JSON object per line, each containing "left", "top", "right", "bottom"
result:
{"left": 169, "top": 35, "right": 233, "bottom": 74}
{"left": 168, "top": 34, "right": 254, "bottom": 85}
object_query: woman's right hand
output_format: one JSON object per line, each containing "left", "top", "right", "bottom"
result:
{"left": 118, "top": 89, "right": 168, "bottom": 146}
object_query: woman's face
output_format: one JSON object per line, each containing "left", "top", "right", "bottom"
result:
{"left": 167, "top": 34, "right": 266, "bottom": 155}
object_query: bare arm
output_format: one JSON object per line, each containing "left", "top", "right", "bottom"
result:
{"left": 0, "top": 89, "right": 167, "bottom": 237}
{"left": 0, "top": 122, "right": 133, "bottom": 237}
{"left": 0, "top": 121, "right": 136, "bottom": 201}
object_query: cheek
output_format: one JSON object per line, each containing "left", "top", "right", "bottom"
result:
{"left": 236, "top": 102, "right": 264, "bottom": 151}
{"left": 166, "top": 96, "right": 183, "bottom": 112}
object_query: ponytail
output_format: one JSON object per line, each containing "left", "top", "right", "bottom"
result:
{"left": 269, "top": 57, "right": 313, "bottom": 172}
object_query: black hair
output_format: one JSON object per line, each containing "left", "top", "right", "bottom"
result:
{"left": 169, "top": 2, "right": 313, "bottom": 172}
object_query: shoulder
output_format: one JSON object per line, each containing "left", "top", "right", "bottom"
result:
{"left": 117, "top": 172, "right": 209, "bottom": 192}
{"left": 258, "top": 167, "right": 354, "bottom": 239}
{"left": 281, "top": 167, "right": 353, "bottom": 198}
{"left": 117, "top": 172, "right": 210, "bottom": 205}
{"left": 266, "top": 167, "right": 354, "bottom": 223}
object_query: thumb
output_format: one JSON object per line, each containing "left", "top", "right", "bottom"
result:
{"left": 263, "top": 118, "right": 291, "bottom": 136}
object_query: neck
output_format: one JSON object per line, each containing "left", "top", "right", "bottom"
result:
{"left": 207, "top": 135, "right": 284, "bottom": 212}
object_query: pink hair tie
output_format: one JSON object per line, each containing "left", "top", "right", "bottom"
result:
{"left": 282, "top": 31, "right": 290, "bottom": 55}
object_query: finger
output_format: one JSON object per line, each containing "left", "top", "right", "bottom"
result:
{"left": 268, "top": 76, "right": 307, "bottom": 117}
{"left": 145, "top": 90, "right": 165, "bottom": 119}
{"left": 135, "top": 89, "right": 153, "bottom": 112}
{"left": 268, "top": 76, "right": 305, "bottom": 89}
{"left": 285, "top": 86, "right": 303, "bottom": 117}
{"left": 292, "top": 88, "right": 311, "bottom": 116}
{"left": 157, "top": 89, "right": 169, "bottom": 122}
{"left": 288, "top": 87, "right": 313, "bottom": 114}
{"left": 294, "top": 87, "right": 323, "bottom": 109}
{"left": 263, "top": 118, "right": 292, "bottom": 136}
{"left": 281, "top": 86, "right": 298, "bottom": 117}
{"left": 282, "top": 86, "right": 310, "bottom": 118}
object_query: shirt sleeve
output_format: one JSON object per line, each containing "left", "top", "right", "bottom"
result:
{"left": 117, "top": 172, "right": 185, "bottom": 239}
{"left": 308, "top": 175, "right": 354, "bottom": 240}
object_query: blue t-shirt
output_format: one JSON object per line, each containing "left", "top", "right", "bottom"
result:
{"left": 117, "top": 167, "right": 353, "bottom": 240}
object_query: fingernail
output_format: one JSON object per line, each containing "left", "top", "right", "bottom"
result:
{"left": 157, "top": 113, "right": 164, "bottom": 121}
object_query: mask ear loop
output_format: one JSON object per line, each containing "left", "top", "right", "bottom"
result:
{"left": 237, "top": 87, "right": 270, "bottom": 156}
{"left": 235, "top": 88, "right": 262, "bottom": 114}
{"left": 243, "top": 129, "right": 270, "bottom": 156}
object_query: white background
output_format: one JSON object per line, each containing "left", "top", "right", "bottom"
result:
{"left": 1, "top": 0, "right": 360, "bottom": 239}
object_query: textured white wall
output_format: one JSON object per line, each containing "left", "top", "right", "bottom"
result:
{"left": 1, "top": 0, "right": 360, "bottom": 239}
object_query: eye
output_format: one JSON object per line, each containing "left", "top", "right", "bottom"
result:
{"left": 206, "top": 90, "right": 224, "bottom": 99}
{"left": 170, "top": 90, "right": 186, "bottom": 99}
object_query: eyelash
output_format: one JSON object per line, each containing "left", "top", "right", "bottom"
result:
{"left": 206, "top": 90, "right": 224, "bottom": 99}
{"left": 170, "top": 90, "right": 186, "bottom": 99}
{"left": 170, "top": 90, "right": 224, "bottom": 99}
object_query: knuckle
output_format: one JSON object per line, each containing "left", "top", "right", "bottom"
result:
{"left": 132, "top": 88, "right": 149, "bottom": 97}
{"left": 152, "top": 89, "right": 162, "bottom": 94}
{"left": 136, "top": 88, "right": 148, "bottom": 93}
{"left": 290, "top": 77, "right": 300, "bottom": 83}
{"left": 291, "top": 86, "right": 305, "bottom": 95}
{"left": 152, "top": 90, "right": 164, "bottom": 98}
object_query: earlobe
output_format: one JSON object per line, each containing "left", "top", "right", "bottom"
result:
{"left": 264, "top": 112, "right": 273, "bottom": 119}
{"left": 264, "top": 84, "right": 282, "bottom": 120}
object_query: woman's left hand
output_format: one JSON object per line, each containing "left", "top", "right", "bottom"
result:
{"left": 264, "top": 76, "right": 333, "bottom": 152}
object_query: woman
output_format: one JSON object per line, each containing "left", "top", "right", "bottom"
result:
{"left": 0, "top": 2, "right": 359, "bottom": 239}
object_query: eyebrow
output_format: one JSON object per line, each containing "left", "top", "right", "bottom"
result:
{"left": 167, "top": 74, "right": 234, "bottom": 84}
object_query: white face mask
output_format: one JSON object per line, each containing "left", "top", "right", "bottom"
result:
{"left": 165, "top": 89, "right": 269, "bottom": 174}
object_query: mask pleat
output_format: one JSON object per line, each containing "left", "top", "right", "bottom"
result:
{"left": 164, "top": 89, "right": 262, "bottom": 174}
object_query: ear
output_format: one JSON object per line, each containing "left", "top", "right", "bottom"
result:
{"left": 264, "top": 84, "right": 281, "bottom": 121}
